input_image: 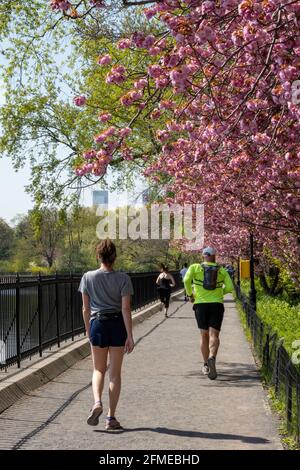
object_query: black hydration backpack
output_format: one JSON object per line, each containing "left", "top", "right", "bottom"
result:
{"left": 201, "top": 263, "right": 220, "bottom": 290}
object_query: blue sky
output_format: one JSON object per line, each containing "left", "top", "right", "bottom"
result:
{"left": 0, "top": 158, "right": 33, "bottom": 224}
{"left": 0, "top": 154, "right": 144, "bottom": 226}
{"left": 0, "top": 70, "right": 144, "bottom": 225}
{"left": 0, "top": 38, "right": 146, "bottom": 226}
{"left": 0, "top": 156, "right": 145, "bottom": 226}
{"left": 0, "top": 76, "right": 33, "bottom": 224}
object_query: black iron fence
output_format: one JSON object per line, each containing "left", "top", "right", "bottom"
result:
{"left": 235, "top": 284, "right": 300, "bottom": 444}
{"left": 0, "top": 271, "right": 182, "bottom": 370}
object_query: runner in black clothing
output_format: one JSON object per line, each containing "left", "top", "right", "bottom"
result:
{"left": 156, "top": 264, "right": 176, "bottom": 318}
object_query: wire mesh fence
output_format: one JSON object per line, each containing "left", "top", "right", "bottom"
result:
{"left": 0, "top": 271, "right": 182, "bottom": 370}
{"left": 235, "top": 284, "right": 300, "bottom": 444}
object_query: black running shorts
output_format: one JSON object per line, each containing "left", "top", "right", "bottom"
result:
{"left": 159, "top": 287, "right": 171, "bottom": 308}
{"left": 193, "top": 303, "right": 225, "bottom": 331}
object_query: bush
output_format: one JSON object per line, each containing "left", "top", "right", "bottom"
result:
{"left": 26, "top": 265, "right": 54, "bottom": 275}
{"left": 257, "top": 296, "right": 300, "bottom": 354}
{"left": 240, "top": 280, "right": 300, "bottom": 354}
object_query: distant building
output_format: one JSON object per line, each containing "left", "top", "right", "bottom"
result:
{"left": 92, "top": 190, "right": 108, "bottom": 207}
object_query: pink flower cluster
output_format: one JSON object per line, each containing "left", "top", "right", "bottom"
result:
{"left": 120, "top": 90, "right": 143, "bottom": 107}
{"left": 134, "top": 79, "right": 147, "bottom": 89}
{"left": 105, "top": 65, "right": 126, "bottom": 85}
{"left": 50, "top": 1, "right": 71, "bottom": 12}
{"left": 94, "top": 126, "right": 116, "bottom": 144}
{"left": 121, "top": 145, "right": 134, "bottom": 161}
{"left": 117, "top": 39, "right": 132, "bottom": 50}
{"left": 119, "top": 127, "right": 132, "bottom": 138}
{"left": 97, "top": 54, "right": 112, "bottom": 66}
{"left": 76, "top": 148, "right": 112, "bottom": 176}
{"left": 89, "top": 0, "right": 105, "bottom": 7}
{"left": 73, "top": 95, "right": 86, "bottom": 106}
{"left": 98, "top": 113, "right": 112, "bottom": 122}
{"left": 132, "top": 33, "right": 156, "bottom": 50}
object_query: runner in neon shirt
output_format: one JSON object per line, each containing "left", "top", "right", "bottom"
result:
{"left": 184, "top": 247, "right": 233, "bottom": 379}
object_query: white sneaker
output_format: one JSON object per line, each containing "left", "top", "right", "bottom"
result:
{"left": 202, "top": 364, "right": 209, "bottom": 375}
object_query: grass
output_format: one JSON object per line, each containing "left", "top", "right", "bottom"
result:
{"left": 267, "top": 389, "right": 300, "bottom": 450}
{"left": 235, "top": 281, "right": 300, "bottom": 449}
{"left": 240, "top": 280, "right": 300, "bottom": 355}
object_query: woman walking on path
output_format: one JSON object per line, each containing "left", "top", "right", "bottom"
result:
{"left": 78, "top": 239, "right": 134, "bottom": 430}
{"left": 156, "top": 264, "right": 176, "bottom": 318}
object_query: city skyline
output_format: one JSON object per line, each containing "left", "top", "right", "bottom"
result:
{"left": 0, "top": 158, "right": 147, "bottom": 225}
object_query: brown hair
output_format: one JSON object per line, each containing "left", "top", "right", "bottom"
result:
{"left": 96, "top": 238, "right": 117, "bottom": 265}
{"left": 160, "top": 263, "right": 169, "bottom": 273}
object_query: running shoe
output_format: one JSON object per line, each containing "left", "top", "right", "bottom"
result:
{"left": 207, "top": 356, "right": 217, "bottom": 380}
{"left": 202, "top": 363, "right": 209, "bottom": 375}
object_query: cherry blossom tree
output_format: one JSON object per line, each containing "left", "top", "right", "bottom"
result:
{"left": 50, "top": 0, "right": 300, "bottom": 284}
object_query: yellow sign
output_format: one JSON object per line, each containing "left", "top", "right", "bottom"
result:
{"left": 240, "top": 259, "right": 250, "bottom": 279}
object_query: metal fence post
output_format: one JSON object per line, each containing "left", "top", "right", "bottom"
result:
{"left": 259, "top": 321, "right": 264, "bottom": 360}
{"left": 253, "top": 314, "right": 257, "bottom": 347}
{"left": 286, "top": 371, "right": 293, "bottom": 432}
{"left": 79, "top": 271, "right": 86, "bottom": 337}
{"left": 264, "top": 333, "right": 270, "bottom": 370}
{"left": 274, "top": 347, "right": 280, "bottom": 395}
{"left": 38, "top": 272, "right": 43, "bottom": 357}
{"left": 296, "top": 383, "right": 300, "bottom": 446}
{"left": 55, "top": 272, "right": 60, "bottom": 348}
{"left": 70, "top": 273, "right": 74, "bottom": 341}
{"left": 237, "top": 256, "right": 240, "bottom": 297}
{"left": 249, "top": 233, "right": 257, "bottom": 311}
{"left": 15, "top": 273, "right": 21, "bottom": 368}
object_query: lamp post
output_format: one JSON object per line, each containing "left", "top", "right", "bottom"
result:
{"left": 237, "top": 256, "right": 241, "bottom": 297}
{"left": 249, "top": 233, "right": 257, "bottom": 310}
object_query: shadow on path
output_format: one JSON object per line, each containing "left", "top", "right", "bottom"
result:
{"left": 185, "top": 363, "right": 260, "bottom": 388}
{"left": 93, "top": 426, "right": 270, "bottom": 444}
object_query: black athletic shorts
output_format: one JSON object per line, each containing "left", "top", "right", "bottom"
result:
{"left": 89, "top": 314, "right": 127, "bottom": 348}
{"left": 159, "top": 287, "right": 171, "bottom": 308}
{"left": 193, "top": 303, "right": 225, "bottom": 331}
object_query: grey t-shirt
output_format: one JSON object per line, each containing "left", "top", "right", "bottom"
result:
{"left": 78, "top": 269, "right": 134, "bottom": 316}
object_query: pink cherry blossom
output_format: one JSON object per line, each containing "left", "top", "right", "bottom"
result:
{"left": 89, "top": 0, "right": 105, "bottom": 7}
{"left": 50, "top": 1, "right": 71, "bottom": 12}
{"left": 97, "top": 54, "right": 112, "bottom": 66}
{"left": 98, "top": 113, "right": 112, "bottom": 122}
{"left": 117, "top": 38, "right": 132, "bottom": 50}
{"left": 73, "top": 95, "right": 86, "bottom": 106}
{"left": 54, "top": 0, "right": 300, "bottom": 285}
{"left": 119, "top": 127, "right": 132, "bottom": 138}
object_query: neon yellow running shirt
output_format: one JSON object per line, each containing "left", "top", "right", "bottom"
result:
{"left": 184, "top": 262, "right": 233, "bottom": 304}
